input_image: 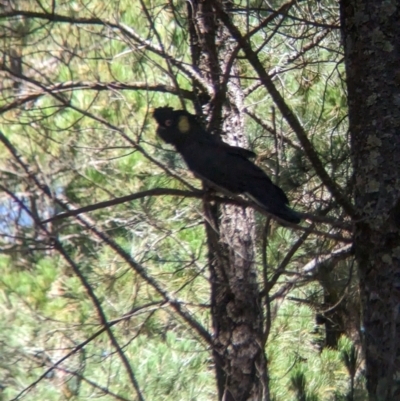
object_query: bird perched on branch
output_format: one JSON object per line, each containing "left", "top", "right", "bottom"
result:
{"left": 153, "top": 107, "right": 301, "bottom": 224}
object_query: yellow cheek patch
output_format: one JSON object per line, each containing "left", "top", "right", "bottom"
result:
{"left": 177, "top": 116, "right": 190, "bottom": 133}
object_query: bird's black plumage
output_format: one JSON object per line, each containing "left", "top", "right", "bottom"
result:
{"left": 153, "top": 107, "right": 301, "bottom": 224}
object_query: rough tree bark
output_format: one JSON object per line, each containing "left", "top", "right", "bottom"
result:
{"left": 341, "top": 1, "right": 400, "bottom": 399}
{"left": 188, "top": 1, "right": 268, "bottom": 400}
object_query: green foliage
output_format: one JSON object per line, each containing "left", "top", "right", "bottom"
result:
{"left": 0, "top": 0, "right": 363, "bottom": 400}
{"left": 267, "top": 296, "right": 356, "bottom": 401}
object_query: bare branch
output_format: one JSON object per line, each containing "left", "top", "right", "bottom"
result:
{"left": 0, "top": 9, "right": 214, "bottom": 96}
{"left": 214, "top": 3, "right": 356, "bottom": 218}
{"left": 0, "top": 81, "right": 194, "bottom": 114}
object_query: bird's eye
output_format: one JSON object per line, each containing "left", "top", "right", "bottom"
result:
{"left": 165, "top": 119, "right": 172, "bottom": 127}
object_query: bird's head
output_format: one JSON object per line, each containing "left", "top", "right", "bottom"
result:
{"left": 153, "top": 107, "right": 196, "bottom": 145}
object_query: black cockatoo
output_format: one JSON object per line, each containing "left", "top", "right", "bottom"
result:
{"left": 153, "top": 107, "right": 301, "bottom": 224}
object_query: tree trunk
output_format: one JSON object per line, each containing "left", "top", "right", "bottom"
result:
{"left": 188, "top": 1, "right": 268, "bottom": 399}
{"left": 341, "top": 1, "right": 400, "bottom": 399}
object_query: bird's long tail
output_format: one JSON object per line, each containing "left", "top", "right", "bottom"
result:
{"left": 274, "top": 206, "right": 302, "bottom": 224}
{"left": 245, "top": 188, "right": 301, "bottom": 224}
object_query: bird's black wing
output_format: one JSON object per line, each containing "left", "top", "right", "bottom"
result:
{"left": 178, "top": 139, "right": 270, "bottom": 197}
{"left": 196, "top": 136, "right": 256, "bottom": 159}
{"left": 179, "top": 140, "right": 300, "bottom": 223}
